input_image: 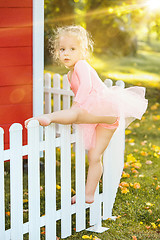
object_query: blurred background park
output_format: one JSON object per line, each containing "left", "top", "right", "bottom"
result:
{"left": 44, "top": 0, "right": 160, "bottom": 91}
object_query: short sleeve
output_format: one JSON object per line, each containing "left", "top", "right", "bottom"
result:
{"left": 74, "top": 60, "right": 92, "bottom": 104}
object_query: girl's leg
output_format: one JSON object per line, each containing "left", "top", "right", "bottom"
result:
{"left": 25, "top": 107, "right": 117, "bottom": 128}
{"left": 85, "top": 125, "right": 116, "bottom": 203}
{"left": 71, "top": 125, "right": 117, "bottom": 204}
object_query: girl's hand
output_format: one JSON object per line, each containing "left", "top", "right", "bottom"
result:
{"left": 25, "top": 114, "right": 52, "bottom": 128}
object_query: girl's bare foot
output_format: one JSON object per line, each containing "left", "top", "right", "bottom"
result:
{"left": 71, "top": 195, "right": 76, "bottom": 204}
{"left": 25, "top": 114, "right": 52, "bottom": 128}
{"left": 85, "top": 194, "right": 94, "bottom": 204}
{"left": 71, "top": 195, "right": 94, "bottom": 204}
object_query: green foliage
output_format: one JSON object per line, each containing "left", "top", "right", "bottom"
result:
{"left": 44, "top": 0, "right": 160, "bottom": 64}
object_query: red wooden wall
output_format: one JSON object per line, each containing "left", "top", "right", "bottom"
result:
{"left": 0, "top": 0, "right": 33, "bottom": 149}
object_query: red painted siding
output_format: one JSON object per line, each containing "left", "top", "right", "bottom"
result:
{"left": 0, "top": 104, "right": 32, "bottom": 125}
{"left": 0, "top": 1, "right": 33, "bottom": 149}
{"left": 0, "top": 27, "right": 32, "bottom": 47}
{"left": 0, "top": 47, "right": 32, "bottom": 67}
{"left": 0, "top": 85, "right": 32, "bottom": 105}
{"left": 0, "top": 8, "right": 32, "bottom": 28}
{"left": 0, "top": 0, "right": 32, "bottom": 8}
{"left": 0, "top": 66, "right": 32, "bottom": 86}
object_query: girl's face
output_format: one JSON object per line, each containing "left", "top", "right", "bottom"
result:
{"left": 58, "top": 34, "right": 84, "bottom": 70}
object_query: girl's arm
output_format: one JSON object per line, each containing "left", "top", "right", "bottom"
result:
{"left": 73, "top": 60, "right": 92, "bottom": 105}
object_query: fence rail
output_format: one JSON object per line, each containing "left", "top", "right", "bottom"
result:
{"left": 0, "top": 73, "right": 125, "bottom": 239}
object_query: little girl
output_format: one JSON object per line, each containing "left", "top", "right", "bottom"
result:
{"left": 25, "top": 25, "right": 148, "bottom": 204}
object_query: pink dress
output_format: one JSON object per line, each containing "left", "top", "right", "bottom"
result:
{"left": 67, "top": 60, "right": 148, "bottom": 150}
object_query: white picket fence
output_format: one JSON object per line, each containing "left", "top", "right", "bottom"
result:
{"left": 0, "top": 73, "right": 125, "bottom": 239}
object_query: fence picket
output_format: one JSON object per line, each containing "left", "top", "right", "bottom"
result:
{"left": 0, "top": 128, "right": 5, "bottom": 240}
{"left": 44, "top": 73, "right": 51, "bottom": 114}
{"left": 104, "top": 79, "right": 113, "bottom": 87}
{"left": 75, "top": 125, "right": 86, "bottom": 232}
{"left": 28, "top": 120, "right": 40, "bottom": 240}
{"left": 45, "top": 123, "right": 56, "bottom": 239}
{"left": 53, "top": 74, "right": 61, "bottom": 133}
{"left": 53, "top": 74, "right": 61, "bottom": 112}
{"left": 63, "top": 74, "right": 71, "bottom": 109}
{"left": 10, "top": 124, "right": 23, "bottom": 240}
{"left": 89, "top": 185, "right": 99, "bottom": 226}
{"left": 60, "top": 125, "right": 72, "bottom": 238}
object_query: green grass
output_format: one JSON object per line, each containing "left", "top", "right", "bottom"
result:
{"left": 4, "top": 40, "right": 160, "bottom": 239}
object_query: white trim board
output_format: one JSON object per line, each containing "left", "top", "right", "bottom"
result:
{"left": 33, "top": 0, "right": 44, "bottom": 117}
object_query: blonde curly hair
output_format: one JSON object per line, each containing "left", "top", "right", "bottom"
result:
{"left": 49, "top": 25, "right": 94, "bottom": 62}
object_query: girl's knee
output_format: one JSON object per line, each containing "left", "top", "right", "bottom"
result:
{"left": 88, "top": 150, "right": 102, "bottom": 164}
{"left": 73, "top": 107, "right": 84, "bottom": 123}
{"left": 69, "top": 107, "right": 81, "bottom": 123}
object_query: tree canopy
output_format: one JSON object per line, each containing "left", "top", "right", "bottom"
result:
{"left": 44, "top": 0, "right": 160, "bottom": 63}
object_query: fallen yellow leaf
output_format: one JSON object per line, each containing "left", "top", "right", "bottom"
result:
{"left": 56, "top": 185, "right": 61, "bottom": 190}
{"left": 132, "top": 236, "right": 137, "bottom": 240}
{"left": 126, "top": 153, "right": 136, "bottom": 163}
{"left": 5, "top": 212, "right": 10, "bottom": 216}
{"left": 119, "top": 182, "right": 129, "bottom": 187}
{"left": 82, "top": 235, "right": 92, "bottom": 239}
{"left": 151, "top": 222, "right": 157, "bottom": 229}
{"left": 148, "top": 209, "right": 152, "bottom": 214}
{"left": 71, "top": 188, "right": 76, "bottom": 194}
{"left": 132, "top": 162, "right": 142, "bottom": 169}
{"left": 125, "top": 130, "right": 132, "bottom": 135}
{"left": 124, "top": 162, "right": 130, "bottom": 169}
{"left": 133, "top": 183, "right": 141, "bottom": 189}
{"left": 122, "top": 171, "right": 130, "bottom": 178}
{"left": 121, "top": 187, "right": 129, "bottom": 194}
{"left": 140, "top": 151, "right": 148, "bottom": 156}
{"left": 146, "top": 202, "right": 154, "bottom": 207}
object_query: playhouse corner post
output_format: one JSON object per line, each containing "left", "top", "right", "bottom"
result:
{"left": 33, "top": 0, "right": 44, "bottom": 117}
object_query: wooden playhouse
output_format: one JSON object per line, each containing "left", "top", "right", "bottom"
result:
{"left": 0, "top": 0, "right": 44, "bottom": 149}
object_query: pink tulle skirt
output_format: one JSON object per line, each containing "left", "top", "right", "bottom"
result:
{"left": 74, "top": 85, "right": 148, "bottom": 150}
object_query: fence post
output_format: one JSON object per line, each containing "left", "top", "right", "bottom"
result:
{"left": 103, "top": 80, "right": 125, "bottom": 220}
{"left": 87, "top": 184, "right": 109, "bottom": 233}
{"left": 103, "top": 117, "right": 125, "bottom": 220}
{"left": 0, "top": 128, "right": 5, "bottom": 240}
{"left": 28, "top": 120, "right": 40, "bottom": 240}
{"left": 10, "top": 123, "right": 23, "bottom": 240}
{"left": 45, "top": 123, "right": 57, "bottom": 239}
